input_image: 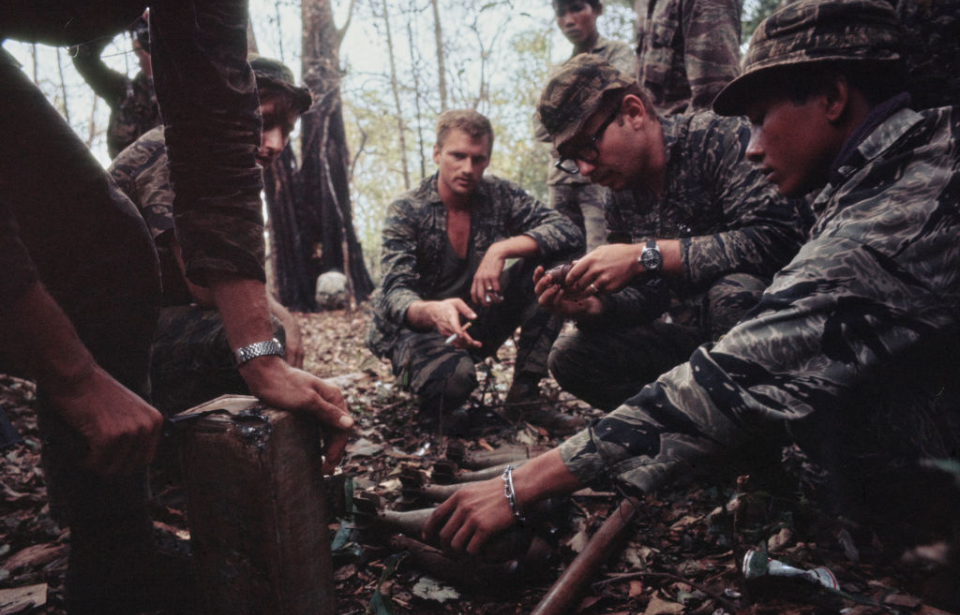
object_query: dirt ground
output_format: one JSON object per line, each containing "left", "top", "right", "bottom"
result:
{"left": 1, "top": 307, "right": 958, "bottom": 615}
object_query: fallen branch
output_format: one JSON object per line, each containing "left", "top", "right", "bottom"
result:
{"left": 530, "top": 497, "right": 641, "bottom": 615}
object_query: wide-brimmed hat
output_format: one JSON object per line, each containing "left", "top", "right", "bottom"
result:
{"left": 249, "top": 54, "right": 313, "bottom": 114}
{"left": 713, "top": 0, "right": 901, "bottom": 116}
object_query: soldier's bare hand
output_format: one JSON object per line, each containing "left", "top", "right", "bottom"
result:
{"left": 413, "top": 299, "right": 481, "bottom": 349}
{"left": 424, "top": 477, "right": 515, "bottom": 556}
{"left": 239, "top": 356, "right": 354, "bottom": 472}
{"left": 49, "top": 365, "right": 163, "bottom": 475}
{"left": 566, "top": 244, "right": 644, "bottom": 295}
{"left": 471, "top": 251, "right": 506, "bottom": 307}
{"left": 534, "top": 266, "right": 603, "bottom": 318}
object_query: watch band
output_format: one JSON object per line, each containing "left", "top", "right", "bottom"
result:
{"left": 234, "top": 338, "right": 285, "bottom": 365}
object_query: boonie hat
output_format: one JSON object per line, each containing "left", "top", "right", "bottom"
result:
{"left": 249, "top": 54, "right": 313, "bottom": 114}
{"left": 537, "top": 54, "right": 635, "bottom": 149}
{"left": 713, "top": 0, "right": 901, "bottom": 116}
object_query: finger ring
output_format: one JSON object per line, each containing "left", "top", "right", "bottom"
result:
{"left": 588, "top": 283, "right": 599, "bottom": 294}
{"left": 487, "top": 286, "right": 495, "bottom": 291}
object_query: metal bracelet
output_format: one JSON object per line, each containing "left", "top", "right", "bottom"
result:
{"left": 501, "top": 465, "right": 527, "bottom": 524}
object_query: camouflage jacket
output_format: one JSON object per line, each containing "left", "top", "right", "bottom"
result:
{"left": 108, "top": 126, "right": 192, "bottom": 305}
{"left": 547, "top": 36, "right": 637, "bottom": 186}
{"left": 72, "top": 44, "right": 161, "bottom": 158}
{"left": 591, "top": 112, "right": 810, "bottom": 330}
{"left": 366, "top": 174, "right": 584, "bottom": 357}
{"left": 634, "top": 0, "right": 741, "bottom": 115}
{"left": 0, "top": 0, "right": 265, "bottom": 289}
{"left": 560, "top": 105, "right": 960, "bottom": 496}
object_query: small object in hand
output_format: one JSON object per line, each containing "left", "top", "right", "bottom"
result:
{"left": 543, "top": 263, "right": 573, "bottom": 287}
{"left": 587, "top": 283, "right": 599, "bottom": 295}
{"left": 444, "top": 322, "right": 473, "bottom": 345}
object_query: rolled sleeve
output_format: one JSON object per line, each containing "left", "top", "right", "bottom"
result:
{"left": 149, "top": 0, "right": 265, "bottom": 284}
{"left": 504, "top": 184, "right": 584, "bottom": 259}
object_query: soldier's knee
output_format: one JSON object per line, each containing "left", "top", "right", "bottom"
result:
{"left": 548, "top": 334, "right": 581, "bottom": 386}
{"left": 417, "top": 355, "right": 477, "bottom": 407}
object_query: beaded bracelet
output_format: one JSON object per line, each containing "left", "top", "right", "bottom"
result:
{"left": 501, "top": 465, "right": 528, "bottom": 524}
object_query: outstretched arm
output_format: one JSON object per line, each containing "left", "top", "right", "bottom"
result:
{"left": 208, "top": 273, "right": 354, "bottom": 473}
{"left": 424, "top": 449, "right": 584, "bottom": 555}
{"left": 405, "top": 297, "right": 481, "bottom": 350}
{"left": 564, "top": 240, "right": 681, "bottom": 295}
{"left": 71, "top": 38, "right": 128, "bottom": 106}
{"left": 145, "top": 3, "right": 355, "bottom": 472}
{"left": 1, "top": 281, "right": 163, "bottom": 475}
{"left": 471, "top": 234, "right": 540, "bottom": 306}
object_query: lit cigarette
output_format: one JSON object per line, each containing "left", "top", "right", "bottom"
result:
{"left": 444, "top": 322, "right": 472, "bottom": 344}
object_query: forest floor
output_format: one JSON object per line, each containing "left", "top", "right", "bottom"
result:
{"left": 1, "top": 307, "right": 958, "bottom": 615}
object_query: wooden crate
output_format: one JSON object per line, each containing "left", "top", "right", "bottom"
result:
{"left": 176, "top": 395, "right": 335, "bottom": 615}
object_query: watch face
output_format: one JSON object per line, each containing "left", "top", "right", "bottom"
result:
{"left": 641, "top": 248, "right": 662, "bottom": 271}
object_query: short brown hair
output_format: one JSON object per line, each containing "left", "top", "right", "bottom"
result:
{"left": 552, "top": 0, "right": 601, "bottom": 11}
{"left": 435, "top": 109, "right": 495, "bottom": 153}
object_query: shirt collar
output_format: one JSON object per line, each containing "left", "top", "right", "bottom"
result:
{"left": 828, "top": 92, "right": 913, "bottom": 186}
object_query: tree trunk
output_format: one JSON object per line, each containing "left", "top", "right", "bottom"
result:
{"left": 381, "top": 0, "right": 411, "bottom": 190}
{"left": 56, "top": 47, "right": 70, "bottom": 124}
{"left": 263, "top": 0, "right": 373, "bottom": 311}
{"left": 430, "top": 0, "right": 448, "bottom": 112}
{"left": 406, "top": 16, "right": 427, "bottom": 180}
{"left": 263, "top": 147, "right": 315, "bottom": 310}
{"left": 31, "top": 43, "right": 39, "bottom": 84}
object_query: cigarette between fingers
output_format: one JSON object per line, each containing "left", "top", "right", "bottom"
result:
{"left": 444, "top": 322, "right": 472, "bottom": 345}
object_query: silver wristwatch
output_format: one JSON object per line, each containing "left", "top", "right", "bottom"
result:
{"left": 639, "top": 239, "right": 663, "bottom": 274}
{"left": 234, "top": 338, "right": 285, "bottom": 365}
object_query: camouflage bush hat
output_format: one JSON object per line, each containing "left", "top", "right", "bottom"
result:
{"left": 713, "top": 0, "right": 901, "bottom": 116}
{"left": 537, "top": 54, "right": 635, "bottom": 149}
{"left": 249, "top": 54, "right": 313, "bottom": 114}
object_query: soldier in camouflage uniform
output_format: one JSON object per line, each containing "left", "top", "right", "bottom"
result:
{"left": 109, "top": 55, "right": 313, "bottom": 415}
{"left": 72, "top": 14, "right": 160, "bottom": 158}
{"left": 426, "top": 0, "right": 960, "bottom": 566}
{"left": 0, "top": 4, "right": 353, "bottom": 613}
{"left": 535, "top": 55, "right": 809, "bottom": 411}
{"left": 367, "top": 109, "right": 583, "bottom": 433}
{"left": 634, "top": 0, "right": 741, "bottom": 115}
{"left": 542, "top": 0, "right": 635, "bottom": 253}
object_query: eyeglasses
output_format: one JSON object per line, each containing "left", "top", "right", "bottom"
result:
{"left": 554, "top": 109, "right": 620, "bottom": 175}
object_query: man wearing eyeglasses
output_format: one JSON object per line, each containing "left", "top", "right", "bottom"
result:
{"left": 533, "top": 54, "right": 811, "bottom": 411}
{"left": 541, "top": 0, "right": 635, "bottom": 255}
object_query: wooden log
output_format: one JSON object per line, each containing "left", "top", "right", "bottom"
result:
{"left": 176, "top": 395, "right": 335, "bottom": 615}
{"left": 530, "top": 498, "right": 640, "bottom": 615}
